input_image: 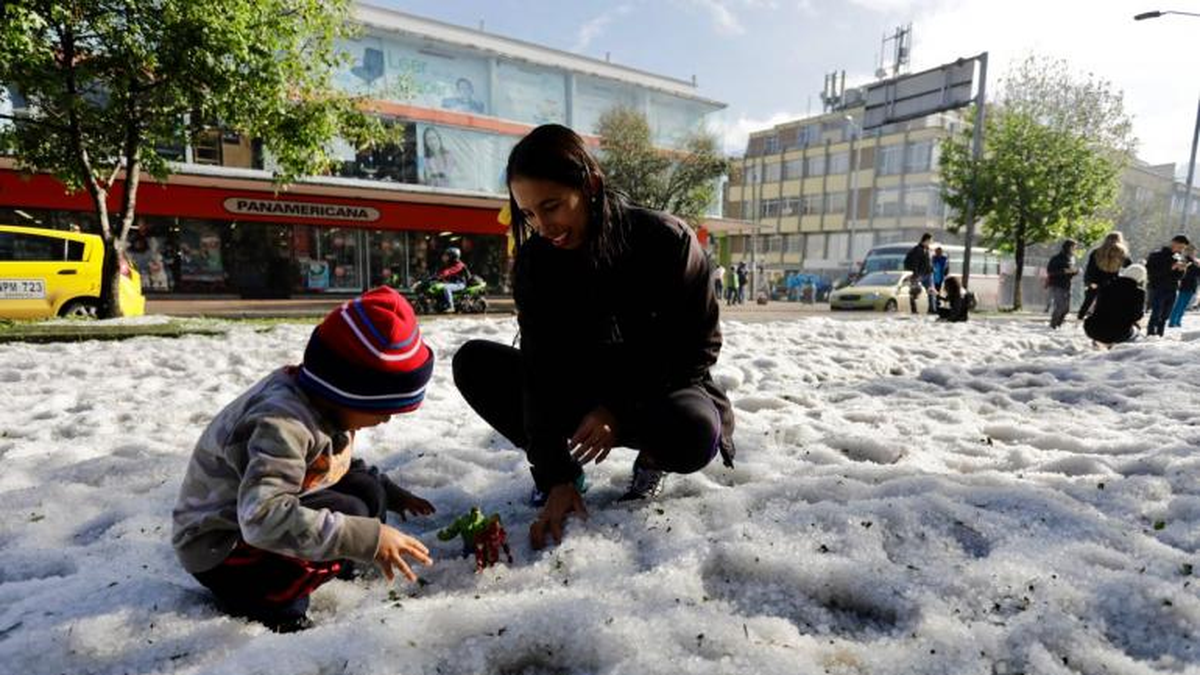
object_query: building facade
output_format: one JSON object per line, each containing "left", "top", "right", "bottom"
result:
{"left": 0, "top": 3, "right": 724, "bottom": 298}
{"left": 721, "top": 94, "right": 1200, "bottom": 306}
{"left": 720, "top": 101, "right": 962, "bottom": 289}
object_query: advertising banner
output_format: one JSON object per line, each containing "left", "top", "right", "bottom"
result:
{"left": 417, "top": 124, "right": 516, "bottom": 194}
{"left": 494, "top": 61, "right": 566, "bottom": 125}
{"left": 335, "top": 33, "right": 490, "bottom": 115}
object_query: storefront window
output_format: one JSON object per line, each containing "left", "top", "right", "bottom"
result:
{"left": 176, "top": 220, "right": 231, "bottom": 292}
{"left": 370, "top": 230, "right": 412, "bottom": 289}
{"left": 293, "top": 226, "right": 364, "bottom": 293}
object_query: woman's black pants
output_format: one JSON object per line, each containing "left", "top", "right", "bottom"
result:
{"left": 452, "top": 339, "right": 721, "bottom": 476}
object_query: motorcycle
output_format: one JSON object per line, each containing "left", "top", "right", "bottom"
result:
{"left": 408, "top": 276, "right": 489, "bottom": 314}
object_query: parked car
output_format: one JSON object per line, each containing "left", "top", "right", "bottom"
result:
{"left": 828, "top": 270, "right": 912, "bottom": 311}
{"left": 0, "top": 224, "right": 145, "bottom": 319}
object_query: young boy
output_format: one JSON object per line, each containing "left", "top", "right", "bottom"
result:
{"left": 172, "top": 286, "right": 437, "bottom": 632}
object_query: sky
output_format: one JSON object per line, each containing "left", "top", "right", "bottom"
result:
{"left": 378, "top": 0, "right": 1198, "bottom": 171}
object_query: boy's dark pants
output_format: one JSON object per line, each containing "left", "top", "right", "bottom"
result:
{"left": 192, "top": 460, "right": 386, "bottom": 626}
{"left": 452, "top": 339, "right": 721, "bottom": 477}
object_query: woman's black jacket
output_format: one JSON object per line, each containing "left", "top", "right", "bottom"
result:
{"left": 513, "top": 203, "right": 735, "bottom": 491}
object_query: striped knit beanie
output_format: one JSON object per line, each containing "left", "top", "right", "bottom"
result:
{"left": 298, "top": 286, "right": 434, "bottom": 414}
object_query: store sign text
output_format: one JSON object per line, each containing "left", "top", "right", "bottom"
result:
{"left": 223, "top": 198, "right": 380, "bottom": 223}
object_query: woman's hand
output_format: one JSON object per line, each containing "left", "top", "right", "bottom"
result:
{"left": 389, "top": 485, "right": 436, "bottom": 522}
{"left": 375, "top": 525, "right": 433, "bottom": 583}
{"left": 529, "top": 483, "right": 588, "bottom": 550}
{"left": 569, "top": 406, "right": 618, "bottom": 466}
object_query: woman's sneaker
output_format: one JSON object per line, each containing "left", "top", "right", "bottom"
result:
{"left": 617, "top": 461, "right": 666, "bottom": 502}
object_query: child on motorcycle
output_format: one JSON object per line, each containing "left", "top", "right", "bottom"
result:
{"left": 436, "top": 247, "right": 472, "bottom": 312}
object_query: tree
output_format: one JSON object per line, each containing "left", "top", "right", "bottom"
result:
{"left": 0, "top": 0, "right": 394, "bottom": 316}
{"left": 940, "top": 55, "right": 1135, "bottom": 309}
{"left": 595, "top": 107, "right": 728, "bottom": 227}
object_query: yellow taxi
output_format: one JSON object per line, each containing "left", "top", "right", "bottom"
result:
{"left": 828, "top": 270, "right": 914, "bottom": 311}
{"left": 0, "top": 224, "right": 146, "bottom": 319}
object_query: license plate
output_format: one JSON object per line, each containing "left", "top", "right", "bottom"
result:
{"left": 0, "top": 279, "right": 46, "bottom": 299}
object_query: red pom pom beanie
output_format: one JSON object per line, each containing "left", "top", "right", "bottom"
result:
{"left": 298, "top": 286, "right": 434, "bottom": 414}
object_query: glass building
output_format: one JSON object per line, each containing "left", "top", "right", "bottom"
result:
{"left": 0, "top": 3, "right": 725, "bottom": 298}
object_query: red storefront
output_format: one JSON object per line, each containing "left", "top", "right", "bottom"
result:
{"left": 0, "top": 165, "right": 509, "bottom": 297}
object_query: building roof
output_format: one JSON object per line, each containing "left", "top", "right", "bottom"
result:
{"left": 355, "top": 3, "right": 725, "bottom": 111}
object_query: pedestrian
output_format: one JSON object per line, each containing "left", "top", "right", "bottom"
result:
{"left": 725, "top": 266, "right": 740, "bottom": 306}
{"left": 713, "top": 263, "right": 725, "bottom": 300}
{"left": 1144, "top": 234, "right": 1190, "bottom": 336}
{"left": 1077, "top": 232, "right": 1132, "bottom": 320}
{"left": 1045, "top": 239, "right": 1079, "bottom": 329}
{"left": 1084, "top": 264, "right": 1147, "bottom": 348}
{"left": 903, "top": 233, "right": 934, "bottom": 314}
{"left": 172, "top": 287, "right": 437, "bottom": 632}
{"left": 1168, "top": 245, "right": 1199, "bottom": 328}
{"left": 931, "top": 246, "right": 949, "bottom": 311}
{"left": 452, "top": 124, "right": 735, "bottom": 551}
{"left": 935, "top": 275, "right": 970, "bottom": 322}
{"left": 736, "top": 261, "right": 749, "bottom": 303}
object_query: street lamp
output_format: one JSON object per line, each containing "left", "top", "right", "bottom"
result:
{"left": 844, "top": 114, "right": 862, "bottom": 276}
{"left": 1134, "top": 9, "right": 1200, "bottom": 231}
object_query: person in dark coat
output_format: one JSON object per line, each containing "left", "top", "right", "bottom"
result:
{"left": 1077, "top": 232, "right": 1132, "bottom": 319}
{"left": 1168, "top": 245, "right": 1199, "bottom": 328}
{"left": 1144, "top": 234, "right": 1190, "bottom": 336}
{"left": 935, "top": 275, "right": 969, "bottom": 322}
{"left": 452, "top": 124, "right": 735, "bottom": 551}
{"left": 903, "top": 233, "right": 934, "bottom": 314}
{"left": 1045, "top": 239, "right": 1079, "bottom": 329}
{"left": 1084, "top": 264, "right": 1146, "bottom": 347}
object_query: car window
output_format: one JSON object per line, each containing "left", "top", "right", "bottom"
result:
{"left": 7, "top": 233, "right": 64, "bottom": 261}
{"left": 66, "top": 239, "right": 86, "bottom": 262}
{"left": 856, "top": 271, "right": 905, "bottom": 286}
{"left": 0, "top": 233, "right": 13, "bottom": 261}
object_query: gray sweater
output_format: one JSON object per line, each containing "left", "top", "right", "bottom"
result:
{"left": 172, "top": 368, "right": 381, "bottom": 573}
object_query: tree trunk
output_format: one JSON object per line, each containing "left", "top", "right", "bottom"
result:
{"left": 1012, "top": 220, "right": 1027, "bottom": 311}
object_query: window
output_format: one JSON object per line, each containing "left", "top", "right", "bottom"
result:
{"left": 827, "top": 233, "right": 849, "bottom": 261}
{"left": 783, "top": 159, "right": 804, "bottom": 180}
{"left": 759, "top": 199, "right": 782, "bottom": 218}
{"left": 903, "top": 186, "right": 944, "bottom": 217}
{"left": 192, "top": 130, "right": 222, "bottom": 165}
{"left": 877, "top": 143, "right": 904, "bottom": 175}
{"left": 805, "top": 154, "right": 826, "bottom": 177}
{"left": 1, "top": 233, "right": 64, "bottom": 261}
{"left": 873, "top": 187, "right": 903, "bottom": 216}
{"left": 764, "top": 162, "right": 782, "bottom": 182}
{"left": 827, "top": 151, "right": 850, "bottom": 174}
{"left": 800, "top": 195, "right": 821, "bottom": 215}
{"left": 764, "top": 135, "right": 780, "bottom": 154}
{"left": 784, "top": 233, "right": 802, "bottom": 253}
{"left": 905, "top": 140, "right": 935, "bottom": 172}
{"left": 798, "top": 126, "right": 820, "bottom": 147}
{"left": 782, "top": 197, "right": 803, "bottom": 217}
{"left": 745, "top": 164, "right": 760, "bottom": 184}
{"left": 805, "top": 233, "right": 826, "bottom": 259}
{"left": 66, "top": 240, "right": 85, "bottom": 261}
{"left": 824, "top": 191, "right": 847, "bottom": 214}
{"left": 768, "top": 235, "right": 784, "bottom": 253}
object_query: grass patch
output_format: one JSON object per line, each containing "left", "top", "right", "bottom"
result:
{"left": 0, "top": 318, "right": 228, "bottom": 344}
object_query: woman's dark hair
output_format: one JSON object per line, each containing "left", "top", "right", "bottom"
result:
{"left": 944, "top": 275, "right": 963, "bottom": 302}
{"left": 505, "top": 124, "right": 627, "bottom": 268}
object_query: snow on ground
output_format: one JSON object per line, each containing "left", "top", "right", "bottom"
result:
{"left": 0, "top": 314, "right": 1198, "bottom": 675}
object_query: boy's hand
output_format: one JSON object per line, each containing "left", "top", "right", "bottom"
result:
{"left": 530, "top": 483, "right": 588, "bottom": 550}
{"left": 390, "top": 486, "right": 436, "bottom": 521}
{"left": 375, "top": 525, "right": 433, "bottom": 583}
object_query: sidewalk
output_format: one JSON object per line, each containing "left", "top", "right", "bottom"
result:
{"left": 147, "top": 296, "right": 1048, "bottom": 323}
{"left": 146, "top": 296, "right": 516, "bottom": 319}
